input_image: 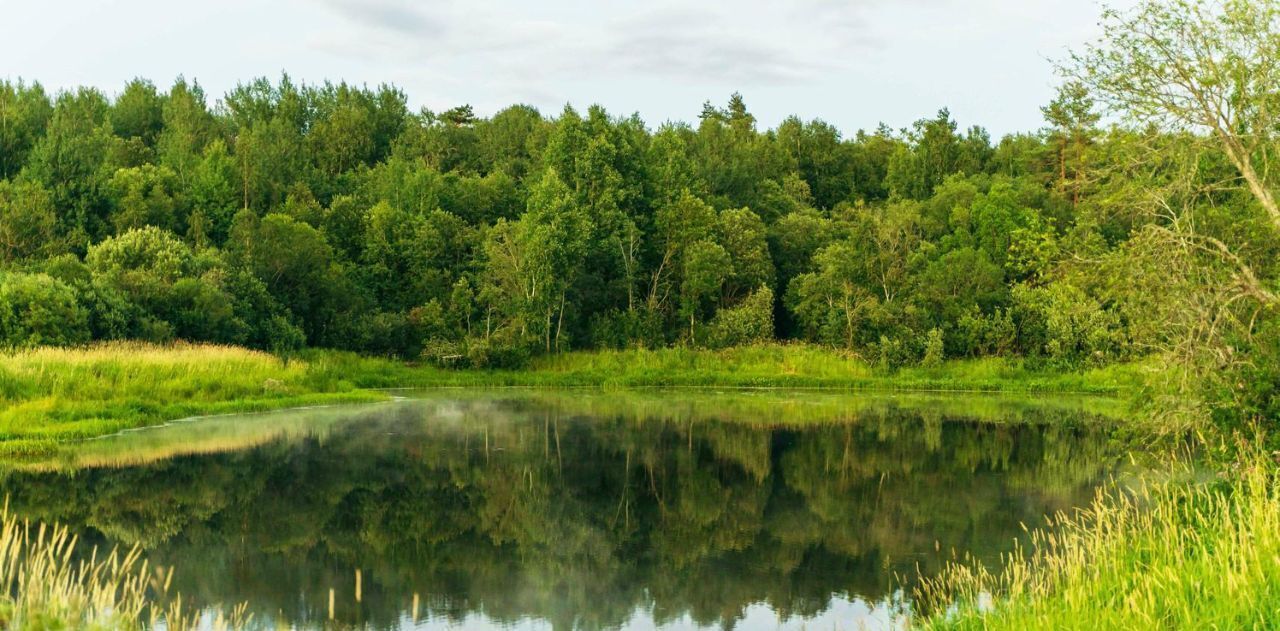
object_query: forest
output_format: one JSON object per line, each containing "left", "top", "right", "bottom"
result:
{"left": 3, "top": 61, "right": 1274, "bottom": 422}
{"left": 5, "top": 65, "right": 1277, "bottom": 426}
{"left": 0, "top": 76, "right": 1112, "bottom": 367}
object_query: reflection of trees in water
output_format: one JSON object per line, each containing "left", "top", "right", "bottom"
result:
{"left": 0, "top": 395, "right": 1126, "bottom": 630}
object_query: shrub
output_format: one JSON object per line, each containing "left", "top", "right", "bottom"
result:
{"left": 875, "top": 335, "right": 914, "bottom": 371}
{"left": 590, "top": 308, "right": 665, "bottom": 349}
{"left": 261, "top": 316, "right": 305, "bottom": 354}
{"left": 1012, "top": 283, "right": 1127, "bottom": 365}
{"left": 921, "top": 328, "right": 945, "bottom": 368}
{"left": 708, "top": 286, "right": 775, "bottom": 349}
{"left": 0, "top": 272, "right": 89, "bottom": 348}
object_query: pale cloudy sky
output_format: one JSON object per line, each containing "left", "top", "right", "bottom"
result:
{"left": 0, "top": 0, "right": 1134, "bottom": 136}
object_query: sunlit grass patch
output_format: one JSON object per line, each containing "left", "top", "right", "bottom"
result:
{"left": 917, "top": 451, "right": 1280, "bottom": 629}
{"left": 0, "top": 342, "right": 382, "bottom": 445}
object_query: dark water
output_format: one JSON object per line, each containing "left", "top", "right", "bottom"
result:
{"left": 1, "top": 390, "right": 1138, "bottom": 630}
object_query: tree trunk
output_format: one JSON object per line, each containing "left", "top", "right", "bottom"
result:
{"left": 554, "top": 293, "right": 566, "bottom": 353}
{"left": 1213, "top": 130, "right": 1280, "bottom": 233}
{"left": 1237, "top": 155, "right": 1280, "bottom": 232}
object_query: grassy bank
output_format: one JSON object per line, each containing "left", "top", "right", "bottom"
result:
{"left": 0, "top": 343, "right": 390, "bottom": 456}
{"left": 917, "top": 450, "right": 1276, "bottom": 629}
{"left": 0, "top": 342, "right": 1148, "bottom": 454}
{"left": 313, "top": 344, "right": 1149, "bottom": 393}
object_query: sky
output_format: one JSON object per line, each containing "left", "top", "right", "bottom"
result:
{"left": 0, "top": 0, "right": 1135, "bottom": 137}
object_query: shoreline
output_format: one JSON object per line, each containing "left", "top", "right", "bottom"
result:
{"left": 0, "top": 342, "right": 1150, "bottom": 455}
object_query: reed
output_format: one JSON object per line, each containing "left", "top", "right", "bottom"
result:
{"left": 0, "top": 503, "right": 248, "bottom": 630}
{"left": 916, "top": 449, "right": 1280, "bottom": 629}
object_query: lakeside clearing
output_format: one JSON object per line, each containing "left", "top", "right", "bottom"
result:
{"left": 0, "top": 342, "right": 1149, "bottom": 455}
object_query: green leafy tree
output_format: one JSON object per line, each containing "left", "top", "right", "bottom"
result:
{"left": 106, "top": 164, "right": 179, "bottom": 233}
{"left": 156, "top": 78, "right": 219, "bottom": 186}
{"left": 717, "top": 207, "right": 774, "bottom": 301}
{"left": 484, "top": 170, "right": 592, "bottom": 352}
{"left": 228, "top": 211, "right": 346, "bottom": 344}
{"left": 786, "top": 241, "right": 876, "bottom": 349}
{"left": 650, "top": 190, "right": 718, "bottom": 313}
{"left": 1042, "top": 82, "right": 1100, "bottom": 207}
{"left": 110, "top": 78, "right": 164, "bottom": 147}
{"left": 25, "top": 88, "right": 119, "bottom": 241}
{"left": 679, "top": 240, "right": 732, "bottom": 344}
{"left": 0, "top": 80, "right": 53, "bottom": 179}
{"left": 187, "top": 140, "right": 240, "bottom": 244}
{"left": 0, "top": 178, "right": 60, "bottom": 262}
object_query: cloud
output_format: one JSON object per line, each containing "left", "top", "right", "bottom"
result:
{"left": 303, "top": 0, "right": 908, "bottom": 88}
{"left": 313, "top": 0, "right": 449, "bottom": 39}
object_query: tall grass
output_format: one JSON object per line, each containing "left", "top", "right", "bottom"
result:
{"left": 0, "top": 342, "right": 383, "bottom": 455}
{"left": 0, "top": 504, "right": 247, "bottom": 630}
{"left": 917, "top": 451, "right": 1280, "bottom": 629}
{"left": 464, "top": 345, "right": 1147, "bottom": 392}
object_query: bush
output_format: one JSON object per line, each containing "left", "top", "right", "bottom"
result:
{"left": 421, "top": 338, "right": 463, "bottom": 366}
{"left": 1012, "top": 283, "right": 1127, "bottom": 366}
{"left": 875, "top": 335, "right": 914, "bottom": 371}
{"left": 0, "top": 272, "right": 89, "bottom": 347}
{"left": 590, "top": 308, "right": 665, "bottom": 349}
{"left": 261, "top": 316, "right": 306, "bottom": 354}
{"left": 957, "top": 307, "right": 1016, "bottom": 356}
{"left": 921, "top": 328, "right": 945, "bottom": 368}
{"left": 461, "top": 329, "right": 534, "bottom": 369}
{"left": 708, "top": 286, "right": 775, "bottom": 348}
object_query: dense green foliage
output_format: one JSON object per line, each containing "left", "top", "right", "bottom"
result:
{"left": 0, "top": 75, "right": 1227, "bottom": 372}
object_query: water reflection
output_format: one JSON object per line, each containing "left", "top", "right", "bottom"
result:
{"left": 0, "top": 390, "right": 1135, "bottom": 630}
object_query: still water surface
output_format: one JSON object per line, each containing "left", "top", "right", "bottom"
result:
{"left": 1, "top": 390, "right": 1141, "bottom": 630}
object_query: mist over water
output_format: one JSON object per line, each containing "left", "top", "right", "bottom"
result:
{"left": 0, "top": 391, "right": 1140, "bottom": 630}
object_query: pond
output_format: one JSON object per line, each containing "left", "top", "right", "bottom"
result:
{"left": 0, "top": 390, "right": 1143, "bottom": 630}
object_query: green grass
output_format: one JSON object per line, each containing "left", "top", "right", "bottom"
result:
{"left": 916, "top": 449, "right": 1279, "bottom": 629}
{"left": 0, "top": 342, "right": 1150, "bottom": 452}
{"left": 310, "top": 344, "right": 1150, "bottom": 392}
{"left": 0, "top": 343, "right": 385, "bottom": 455}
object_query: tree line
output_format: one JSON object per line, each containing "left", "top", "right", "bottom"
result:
{"left": 1, "top": 1, "right": 1278, "bottom": 430}
{"left": 0, "top": 79, "right": 1144, "bottom": 365}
